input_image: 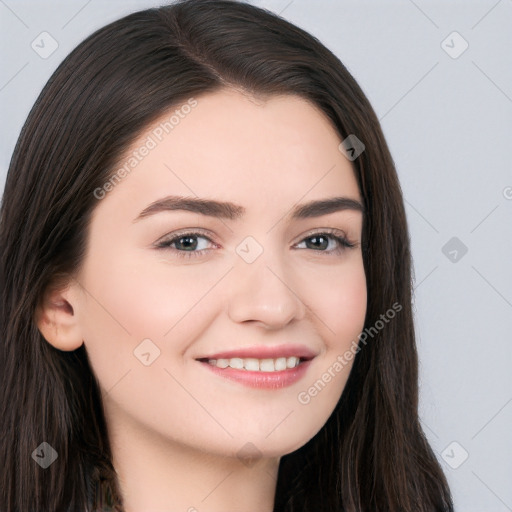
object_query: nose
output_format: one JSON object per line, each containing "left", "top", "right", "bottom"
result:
{"left": 227, "top": 245, "right": 306, "bottom": 330}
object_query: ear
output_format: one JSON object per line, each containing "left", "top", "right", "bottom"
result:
{"left": 35, "top": 281, "right": 84, "bottom": 351}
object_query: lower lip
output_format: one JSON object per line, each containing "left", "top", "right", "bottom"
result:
{"left": 197, "top": 359, "right": 313, "bottom": 389}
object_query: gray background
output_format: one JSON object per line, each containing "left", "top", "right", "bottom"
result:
{"left": 1, "top": 1, "right": 511, "bottom": 510}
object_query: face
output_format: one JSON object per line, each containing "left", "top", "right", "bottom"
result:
{"left": 71, "top": 89, "right": 366, "bottom": 460}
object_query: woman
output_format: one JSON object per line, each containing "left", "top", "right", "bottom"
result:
{"left": 0, "top": 0, "right": 454, "bottom": 510}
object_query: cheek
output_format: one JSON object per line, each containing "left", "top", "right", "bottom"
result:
{"left": 77, "top": 253, "right": 225, "bottom": 384}
{"left": 81, "top": 247, "right": 199, "bottom": 332}
{"left": 306, "top": 259, "right": 367, "bottom": 346}
{"left": 293, "top": 260, "right": 366, "bottom": 421}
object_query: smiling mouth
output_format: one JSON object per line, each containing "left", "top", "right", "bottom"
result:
{"left": 196, "top": 356, "right": 309, "bottom": 372}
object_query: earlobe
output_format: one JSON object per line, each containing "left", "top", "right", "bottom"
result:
{"left": 35, "top": 285, "right": 84, "bottom": 351}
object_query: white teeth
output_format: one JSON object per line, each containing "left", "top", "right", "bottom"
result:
{"left": 229, "top": 357, "right": 244, "bottom": 369}
{"left": 274, "top": 357, "right": 287, "bottom": 371}
{"left": 206, "top": 355, "right": 301, "bottom": 371}
{"left": 260, "top": 359, "right": 274, "bottom": 372}
{"left": 286, "top": 356, "right": 298, "bottom": 368}
{"left": 244, "top": 358, "right": 260, "bottom": 371}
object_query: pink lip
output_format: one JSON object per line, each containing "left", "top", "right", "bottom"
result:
{"left": 195, "top": 344, "right": 317, "bottom": 361}
{"left": 198, "top": 359, "right": 313, "bottom": 389}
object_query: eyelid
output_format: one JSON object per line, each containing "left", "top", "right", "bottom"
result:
{"left": 154, "top": 227, "right": 216, "bottom": 246}
{"left": 297, "top": 227, "right": 349, "bottom": 243}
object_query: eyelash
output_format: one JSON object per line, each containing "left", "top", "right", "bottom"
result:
{"left": 155, "top": 228, "right": 357, "bottom": 260}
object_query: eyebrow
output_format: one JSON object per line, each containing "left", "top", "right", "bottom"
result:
{"left": 133, "top": 195, "right": 364, "bottom": 222}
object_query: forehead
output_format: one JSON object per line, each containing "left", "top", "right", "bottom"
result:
{"left": 98, "top": 88, "right": 361, "bottom": 218}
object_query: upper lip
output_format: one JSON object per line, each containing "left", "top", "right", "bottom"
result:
{"left": 196, "top": 344, "right": 318, "bottom": 361}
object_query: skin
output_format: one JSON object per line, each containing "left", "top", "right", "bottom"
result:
{"left": 36, "top": 88, "right": 367, "bottom": 512}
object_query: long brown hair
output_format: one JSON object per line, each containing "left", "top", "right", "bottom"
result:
{"left": 0, "top": 1, "right": 453, "bottom": 510}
